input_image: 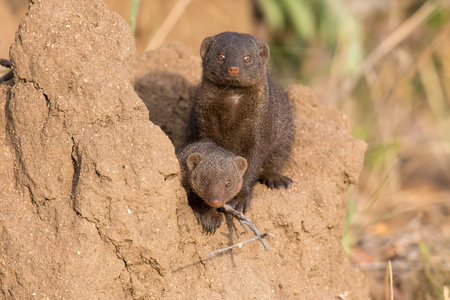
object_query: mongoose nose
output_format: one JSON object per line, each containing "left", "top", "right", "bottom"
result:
{"left": 209, "top": 198, "right": 222, "bottom": 208}
{"left": 228, "top": 66, "right": 239, "bottom": 74}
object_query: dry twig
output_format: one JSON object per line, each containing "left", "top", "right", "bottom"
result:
{"left": 206, "top": 204, "right": 274, "bottom": 257}
{"left": 206, "top": 233, "right": 273, "bottom": 257}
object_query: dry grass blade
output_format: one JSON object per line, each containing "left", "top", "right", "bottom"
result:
{"left": 444, "top": 286, "right": 449, "bottom": 300}
{"left": 145, "top": 0, "right": 192, "bottom": 51}
{"left": 361, "top": 1, "right": 436, "bottom": 73}
{"left": 397, "top": 20, "right": 450, "bottom": 89}
{"left": 339, "top": 1, "right": 437, "bottom": 99}
{"left": 384, "top": 260, "right": 393, "bottom": 300}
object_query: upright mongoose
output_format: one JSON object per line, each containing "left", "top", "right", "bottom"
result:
{"left": 189, "top": 31, "right": 295, "bottom": 217}
{"left": 177, "top": 140, "right": 247, "bottom": 233}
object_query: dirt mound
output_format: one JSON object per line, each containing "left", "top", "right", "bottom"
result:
{"left": 0, "top": 0, "right": 368, "bottom": 299}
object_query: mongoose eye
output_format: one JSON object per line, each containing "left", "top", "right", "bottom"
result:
{"left": 244, "top": 56, "right": 251, "bottom": 62}
{"left": 202, "top": 179, "right": 209, "bottom": 186}
{"left": 225, "top": 180, "right": 232, "bottom": 187}
{"left": 218, "top": 54, "right": 226, "bottom": 60}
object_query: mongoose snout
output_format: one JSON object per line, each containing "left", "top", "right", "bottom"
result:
{"left": 228, "top": 66, "right": 239, "bottom": 74}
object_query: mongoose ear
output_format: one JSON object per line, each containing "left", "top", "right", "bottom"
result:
{"left": 256, "top": 39, "right": 270, "bottom": 63}
{"left": 234, "top": 156, "right": 248, "bottom": 176}
{"left": 200, "top": 36, "right": 216, "bottom": 60}
{"left": 187, "top": 153, "right": 203, "bottom": 172}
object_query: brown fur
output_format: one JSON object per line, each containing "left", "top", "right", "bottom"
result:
{"left": 177, "top": 141, "right": 247, "bottom": 233}
{"left": 188, "top": 31, "right": 295, "bottom": 215}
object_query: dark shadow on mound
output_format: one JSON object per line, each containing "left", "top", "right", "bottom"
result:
{"left": 134, "top": 71, "right": 198, "bottom": 149}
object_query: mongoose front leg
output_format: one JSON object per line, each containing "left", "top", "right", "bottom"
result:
{"left": 188, "top": 193, "right": 223, "bottom": 234}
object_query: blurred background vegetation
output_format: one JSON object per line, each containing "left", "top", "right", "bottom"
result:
{"left": 1, "top": 0, "right": 449, "bottom": 298}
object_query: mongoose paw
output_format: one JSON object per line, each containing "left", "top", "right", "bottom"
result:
{"left": 193, "top": 209, "right": 223, "bottom": 235}
{"left": 259, "top": 172, "right": 293, "bottom": 190}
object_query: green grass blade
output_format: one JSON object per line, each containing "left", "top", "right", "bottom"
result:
{"left": 130, "top": 0, "right": 141, "bottom": 34}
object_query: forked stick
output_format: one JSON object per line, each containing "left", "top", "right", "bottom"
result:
{"left": 206, "top": 233, "right": 273, "bottom": 257}
{"left": 206, "top": 204, "right": 274, "bottom": 257}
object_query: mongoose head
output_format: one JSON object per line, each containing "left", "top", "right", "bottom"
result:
{"left": 186, "top": 151, "right": 247, "bottom": 208}
{"left": 200, "top": 31, "right": 270, "bottom": 87}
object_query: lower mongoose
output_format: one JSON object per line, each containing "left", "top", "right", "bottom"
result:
{"left": 176, "top": 140, "right": 247, "bottom": 233}
{"left": 189, "top": 31, "right": 295, "bottom": 217}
